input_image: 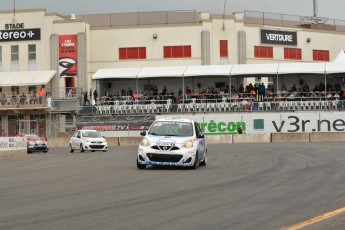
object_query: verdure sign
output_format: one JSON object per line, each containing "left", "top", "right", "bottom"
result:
{"left": 261, "top": 29, "right": 297, "bottom": 45}
{"left": 0, "top": 23, "right": 41, "bottom": 42}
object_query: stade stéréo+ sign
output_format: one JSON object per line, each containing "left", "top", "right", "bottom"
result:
{"left": 261, "top": 29, "right": 297, "bottom": 45}
{"left": 0, "top": 23, "right": 41, "bottom": 42}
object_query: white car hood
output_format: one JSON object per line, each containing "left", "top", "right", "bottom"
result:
{"left": 146, "top": 135, "right": 191, "bottom": 145}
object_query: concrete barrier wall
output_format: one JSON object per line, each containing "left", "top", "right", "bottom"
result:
{"left": 119, "top": 137, "right": 142, "bottom": 146}
{"left": 310, "top": 132, "right": 345, "bottom": 142}
{"left": 233, "top": 134, "right": 271, "bottom": 144}
{"left": 271, "top": 133, "right": 310, "bottom": 143}
{"left": 46, "top": 132, "right": 344, "bottom": 148}
{"left": 48, "top": 137, "right": 71, "bottom": 148}
{"left": 205, "top": 135, "right": 232, "bottom": 144}
{"left": 0, "top": 150, "right": 27, "bottom": 157}
{"left": 107, "top": 137, "right": 119, "bottom": 147}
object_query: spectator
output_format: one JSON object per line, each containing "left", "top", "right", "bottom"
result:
{"left": 302, "top": 83, "right": 310, "bottom": 97}
{"left": 258, "top": 83, "right": 266, "bottom": 101}
{"left": 93, "top": 89, "right": 98, "bottom": 105}
{"left": 38, "top": 88, "right": 46, "bottom": 104}
{"left": 162, "top": 86, "right": 168, "bottom": 95}
{"left": 178, "top": 88, "right": 183, "bottom": 97}
{"left": 83, "top": 92, "right": 90, "bottom": 106}
{"left": 281, "top": 83, "right": 287, "bottom": 92}
{"left": 185, "top": 86, "right": 191, "bottom": 95}
{"left": 127, "top": 87, "right": 133, "bottom": 96}
{"left": 121, "top": 88, "right": 126, "bottom": 96}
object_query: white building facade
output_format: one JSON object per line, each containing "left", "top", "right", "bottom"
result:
{"left": 0, "top": 8, "right": 344, "bottom": 136}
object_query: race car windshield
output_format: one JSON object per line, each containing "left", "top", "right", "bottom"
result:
{"left": 27, "top": 135, "right": 41, "bottom": 141}
{"left": 148, "top": 121, "right": 193, "bottom": 137}
{"left": 82, "top": 131, "right": 102, "bottom": 138}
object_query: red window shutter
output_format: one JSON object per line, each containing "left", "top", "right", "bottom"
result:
{"left": 220, "top": 40, "right": 228, "bottom": 57}
{"left": 268, "top": 47, "right": 273, "bottom": 58}
{"left": 254, "top": 46, "right": 259, "bottom": 58}
{"left": 297, "top": 49, "right": 301, "bottom": 60}
{"left": 119, "top": 48, "right": 126, "bottom": 60}
{"left": 139, "top": 47, "right": 146, "bottom": 59}
{"left": 184, "top": 46, "right": 191, "bottom": 57}
{"left": 325, "top": 51, "right": 329, "bottom": 61}
{"left": 255, "top": 46, "right": 273, "bottom": 58}
{"left": 164, "top": 47, "right": 171, "bottom": 58}
{"left": 313, "top": 50, "right": 318, "bottom": 61}
{"left": 172, "top": 46, "right": 182, "bottom": 58}
{"left": 127, "top": 48, "right": 138, "bottom": 59}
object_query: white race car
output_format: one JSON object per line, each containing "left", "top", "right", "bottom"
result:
{"left": 137, "top": 118, "right": 207, "bottom": 169}
{"left": 69, "top": 130, "right": 108, "bottom": 152}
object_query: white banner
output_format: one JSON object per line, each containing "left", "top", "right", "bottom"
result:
{"left": 157, "top": 111, "right": 345, "bottom": 134}
{"left": 0, "top": 137, "right": 27, "bottom": 151}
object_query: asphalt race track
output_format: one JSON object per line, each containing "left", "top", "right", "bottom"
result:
{"left": 1, "top": 143, "right": 345, "bottom": 230}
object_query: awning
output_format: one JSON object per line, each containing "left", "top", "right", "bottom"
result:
{"left": 325, "top": 62, "right": 345, "bottom": 74}
{"left": 137, "top": 66, "right": 187, "bottom": 78}
{"left": 230, "top": 63, "right": 279, "bottom": 75}
{"left": 92, "top": 67, "right": 141, "bottom": 80}
{"left": 333, "top": 50, "right": 345, "bottom": 63}
{"left": 277, "top": 62, "right": 326, "bottom": 74}
{"left": 0, "top": 70, "right": 56, "bottom": 86}
{"left": 183, "top": 65, "right": 232, "bottom": 77}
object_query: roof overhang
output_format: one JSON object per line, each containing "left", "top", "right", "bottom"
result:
{"left": 0, "top": 70, "right": 56, "bottom": 86}
{"left": 92, "top": 68, "right": 142, "bottom": 80}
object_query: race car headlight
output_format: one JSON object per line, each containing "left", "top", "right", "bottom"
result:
{"left": 182, "top": 139, "right": 194, "bottom": 148}
{"left": 28, "top": 141, "right": 35, "bottom": 146}
{"left": 85, "top": 139, "right": 91, "bottom": 142}
{"left": 140, "top": 138, "right": 150, "bottom": 146}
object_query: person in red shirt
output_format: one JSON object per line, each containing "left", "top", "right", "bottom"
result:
{"left": 38, "top": 88, "right": 46, "bottom": 104}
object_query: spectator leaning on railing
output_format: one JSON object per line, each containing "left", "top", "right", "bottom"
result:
{"left": 38, "top": 88, "right": 45, "bottom": 104}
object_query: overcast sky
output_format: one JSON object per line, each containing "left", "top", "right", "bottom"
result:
{"left": 1, "top": 0, "right": 345, "bottom": 20}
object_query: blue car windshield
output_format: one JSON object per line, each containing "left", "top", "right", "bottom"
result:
{"left": 148, "top": 121, "right": 193, "bottom": 137}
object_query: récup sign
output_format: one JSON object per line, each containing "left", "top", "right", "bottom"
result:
{"left": 59, "top": 34, "right": 78, "bottom": 77}
{"left": 261, "top": 29, "right": 297, "bottom": 45}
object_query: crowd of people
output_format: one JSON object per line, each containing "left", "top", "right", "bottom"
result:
{"left": 0, "top": 88, "right": 48, "bottom": 106}
{"left": 82, "top": 81, "right": 345, "bottom": 107}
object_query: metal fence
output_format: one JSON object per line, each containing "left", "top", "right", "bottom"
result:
{"left": 244, "top": 10, "right": 345, "bottom": 32}
{"left": 65, "top": 10, "right": 199, "bottom": 27}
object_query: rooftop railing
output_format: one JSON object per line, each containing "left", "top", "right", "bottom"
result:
{"left": 244, "top": 10, "right": 345, "bottom": 32}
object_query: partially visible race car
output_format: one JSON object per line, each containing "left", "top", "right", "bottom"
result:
{"left": 69, "top": 130, "right": 108, "bottom": 153}
{"left": 16, "top": 133, "right": 49, "bottom": 154}
{"left": 137, "top": 118, "right": 207, "bottom": 169}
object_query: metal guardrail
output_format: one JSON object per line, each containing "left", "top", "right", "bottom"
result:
{"left": 77, "top": 99, "right": 345, "bottom": 115}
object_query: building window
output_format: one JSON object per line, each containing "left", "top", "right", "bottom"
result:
{"left": 254, "top": 46, "right": 273, "bottom": 58}
{"left": 28, "top": 44, "right": 36, "bottom": 70}
{"left": 313, "top": 49, "right": 329, "bottom": 62}
{"left": 11, "top": 45, "right": 19, "bottom": 71}
{"left": 220, "top": 40, "right": 228, "bottom": 58}
{"left": 284, "top": 48, "right": 302, "bottom": 60}
{"left": 164, "top": 45, "right": 192, "bottom": 58}
{"left": 119, "top": 47, "right": 146, "bottom": 60}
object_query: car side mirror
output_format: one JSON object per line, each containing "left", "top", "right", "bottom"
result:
{"left": 198, "top": 134, "right": 204, "bottom": 138}
{"left": 140, "top": 131, "right": 146, "bottom": 136}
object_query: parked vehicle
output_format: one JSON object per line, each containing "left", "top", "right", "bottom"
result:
{"left": 69, "top": 130, "right": 108, "bottom": 153}
{"left": 137, "top": 118, "right": 207, "bottom": 169}
{"left": 16, "top": 133, "right": 49, "bottom": 154}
